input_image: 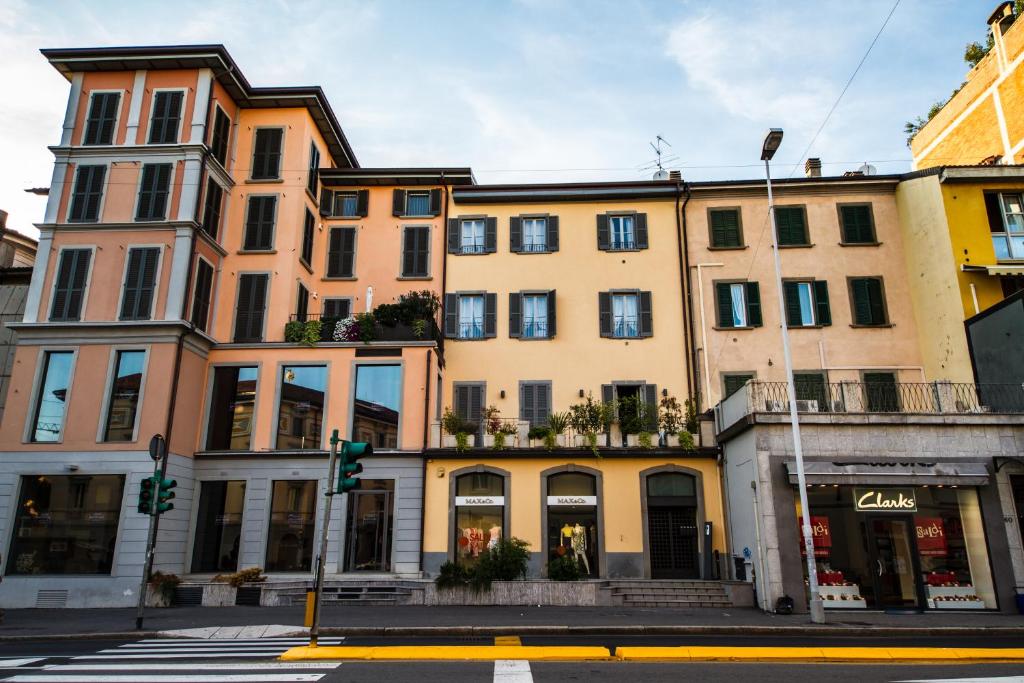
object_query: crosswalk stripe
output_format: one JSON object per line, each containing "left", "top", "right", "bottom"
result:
{"left": 127, "top": 640, "right": 342, "bottom": 647}
{"left": 494, "top": 660, "right": 533, "bottom": 683}
{"left": 5, "top": 675, "right": 325, "bottom": 682}
{"left": 73, "top": 652, "right": 294, "bottom": 660}
{"left": 0, "top": 659, "right": 42, "bottom": 668}
{"left": 46, "top": 663, "right": 341, "bottom": 671}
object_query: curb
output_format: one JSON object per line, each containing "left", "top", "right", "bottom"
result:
{"left": 0, "top": 631, "right": 159, "bottom": 642}
{"left": 281, "top": 645, "right": 613, "bottom": 661}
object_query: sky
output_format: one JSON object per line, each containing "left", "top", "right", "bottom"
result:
{"left": 0, "top": 0, "right": 994, "bottom": 239}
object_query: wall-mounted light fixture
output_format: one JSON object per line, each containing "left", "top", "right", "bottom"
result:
{"left": 578, "top": 389, "right": 585, "bottom": 398}
{"left": 500, "top": 390, "right": 506, "bottom": 399}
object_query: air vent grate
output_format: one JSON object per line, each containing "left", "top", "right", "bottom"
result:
{"left": 35, "top": 589, "right": 68, "bottom": 608}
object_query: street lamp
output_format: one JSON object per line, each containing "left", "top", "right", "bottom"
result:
{"left": 761, "top": 128, "right": 825, "bottom": 624}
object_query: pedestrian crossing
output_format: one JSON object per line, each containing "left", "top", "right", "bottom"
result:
{"left": 0, "top": 638, "right": 345, "bottom": 682}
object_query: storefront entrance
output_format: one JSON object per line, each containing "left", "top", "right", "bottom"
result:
{"left": 866, "top": 515, "right": 923, "bottom": 609}
{"left": 344, "top": 480, "right": 394, "bottom": 572}
{"left": 645, "top": 472, "right": 700, "bottom": 579}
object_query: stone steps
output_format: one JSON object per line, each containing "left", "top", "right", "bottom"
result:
{"left": 602, "top": 579, "right": 732, "bottom": 608}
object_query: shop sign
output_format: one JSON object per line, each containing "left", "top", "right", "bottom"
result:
{"left": 546, "top": 496, "right": 597, "bottom": 506}
{"left": 915, "top": 516, "right": 948, "bottom": 556}
{"left": 455, "top": 496, "right": 504, "bottom": 506}
{"left": 854, "top": 488, "right": 917, "bottom": 512}
{"left": 798, "top": 515, "right": 831, "bottom": 557}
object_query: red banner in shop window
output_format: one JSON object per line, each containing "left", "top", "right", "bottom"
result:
{"left": 798, "top": 516, "right": 831, "bottom": 557}
{"left": 915, "top": 516, "right": 947, "bottom": 557}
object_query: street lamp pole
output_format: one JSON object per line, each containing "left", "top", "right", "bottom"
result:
{"left": 761, "top": 129, "right": 824, "bottom": 624}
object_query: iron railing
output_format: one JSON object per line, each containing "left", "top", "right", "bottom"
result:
{"left": 742, "top": 381, "right": 1024, "bottom": 415}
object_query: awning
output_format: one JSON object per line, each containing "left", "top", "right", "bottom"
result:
{"left": 961, "top": 264, "right": 1024, "bottom": 276}
{"left": 784, "top": 461, "right": 990, "bottom": 486}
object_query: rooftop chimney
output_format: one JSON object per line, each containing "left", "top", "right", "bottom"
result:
{"left": 988, "top": 1, "right": 1015, "bottom": 35}
{"left": 804, "top": 158, "right": 822, "bottom": 178}
{"left": 669, "top": 170, "right": 682, "bottom": 181}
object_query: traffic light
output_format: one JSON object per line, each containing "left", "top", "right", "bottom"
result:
{"left": 138, "top": 476, "right": 156, "bottom": 514}
{"left": 337, "top": 440, "right": 372, "bottom": 493}
{"left": 156, "top": 477, "right": 177, "bottom": 514}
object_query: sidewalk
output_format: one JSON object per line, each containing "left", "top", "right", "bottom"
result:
{"left": 0, "top": 605, "right": 1022, "bottom": 640}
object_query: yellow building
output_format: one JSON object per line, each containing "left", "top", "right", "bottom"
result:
{"left": 422, "top": 180, "right": 729, "bottom": 581}
{"left": 911, "top": 2, "right": 1024, "bottom": 168}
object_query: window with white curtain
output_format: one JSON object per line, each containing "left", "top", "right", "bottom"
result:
{"left": 461, "top": 220, "right": 485, "bottom": 254}
{"left": 522, "top": 293, "right": 548, "bottom": 338}
{"left": 522, "top": 218, "right": 547, "bottom": 252}
{"left": 612, "top": 293, "right": 639, "bottom": 337}
{"left": 459, "top": 294, "right": 484, "bottom": 338}
{"left": 609, "top": 215, "right": 635, "bottom": 249}
{"left": 729, "top": 283, "right": 747, "bottom": 328}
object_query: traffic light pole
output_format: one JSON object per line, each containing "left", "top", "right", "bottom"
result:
{"left": 135, "top": 450, "right": 167, "bottom": 630}
{"left": 309, "top": 430, "right": 341, "bottom": 647}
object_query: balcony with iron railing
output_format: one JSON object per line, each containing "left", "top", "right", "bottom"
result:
{"left": 715, "top": 380, "right": 1024, "bottom": 435}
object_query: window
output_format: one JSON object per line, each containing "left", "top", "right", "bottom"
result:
{"left": 406, "top": 191, "right": 430, "bottom": 216}
{"left": 709, "top": 208, "right": 743, "bottom": 248}
{"left": 202, "top": 178, "right": 224, "bottom": 239}
{"left": 987, "top": 192, "right": 1024, "bottom": 260}
{"left": 233, "top": 273, "right": 268, "bottom": 342}
{"left": 68, "top": 165, "right": 106, "bottom": 223}
{"left": 352, "top": 364, "right": 401, "bottom": 448}
{"left": 794, "top": 372, "right": 829, "bottom": 411}
{"left": 205, "top": 366, "right": 257, "bottom": 450}
{"left": 83, "top": 92, "right": 120, "bottom": 145}
{"left": 520, "top": 382, "right": 551, "bottom": 428}
{"left": 276, "top": 365, "right": 326, "bottom": 450}
{"left": 545, "top": 472, "right": 599, "bottom": 577}
{"left": 598, "top": 291, "right": 652, "bottom": 338}
{"left": 191, "top": 481, "right": 245, "bottom": 573}
{"left": 393, "top": 189, "right": 440, "bottom": 217}
{"left": 243, "top": 196, "right": 277, "bottom": 251}
{"left": 455, "top": 472, "right": 504, "bottom": 566}
{"left": 460, "top": 219, "right": 485, "bottom": 254}
{"left": 6, "top": 474, "right": 125, "bottom": 575}
{"left": 49, "top": 248, "right": 92, "bottom": 321}
{"left": 839, "top": 204, "right": 877, "bottom": 244}
{"left": 191, "top": 259, "right": 214, "bottom": 332}
{"left": 849, "top": 277, "right": 888, "bottom": 326}
{"left": 326, "top": 227, "right": 356, "bottom": 278}
{"left": 307, "top": 143, "right": 320, "bottom": 196}
{"left": 402, "top": 226, "right": 430, "bottom": 277}
{"left": 523, "top": 218, "right": 547, "bottom": 252}
{"left": 119, "top": 247, "right": 160, "bottom": 321}
{"left": 511, "top": 215, "right": 559, "bottom": 253}
{"left": 458, "top": 294, "right": 485, "bottom": 339}
{"left": 251, "top": 128, "right": 283, "bottom": 180}
{"left": 102, "top": 349, "right": 145, "bottom": 441}
{"left": 775, "top": 206, "right": 809, "bottom": 246}
{"left": 300, "top": 209, "right": 315, "bottom": 266}
{"left": 322, "top": 298, "right": 351, "bottom": 320}
{"left": 295, "top": 283, "right": 309, "bottom": 322}
{"left": 209, "top": 106, "right": 231, "bottom": 167}
{"left": 723, "top": 373, "right": 754, "bottom": 399}
{"left": 334, "top": 192, "right": 362, "bottom": 218}
{"left": 715, "top": 282, "right": 762, "bottom": 328}
{"left": 863, "top": 371, "right": 899, "bottom": 412}
{"left": 610, "top": 215, "right": 635, "bottom": 249}
{"left": 509, "top": 292, "right": 554, "bottom": 339}
{"left": 30, "top": 351, "right": 74, "bottom": 442}
{"left": 147, "top": 91, "right": 184, "bottom": 144}
{"left": 266, "top": 480, "right": 316, "bottom": 572}
{"left": 135, "top": 163, "right": 172, "bottom": 221}
{"left": 783, "top": 280, "right": 831, "bottom": 327}
{"left": 453, "top": 383, "right": 484, "bottom": 436}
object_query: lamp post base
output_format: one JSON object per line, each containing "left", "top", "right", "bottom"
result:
{"left": 809, "top": 596, "right": 826, "bottom": 624}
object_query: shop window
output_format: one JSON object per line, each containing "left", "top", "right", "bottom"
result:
{"left": 191, "top": 480, "right": 245, "bottom": 573}
{"left": 352, "top": 364, "right": 400, "bottom": 448}
{"left": 275, "top": 365, "right": 326, "bottom": 450}
{"left": 102, "top": 349, "right": 145, "bottom": 442}
{"left": 7, "top": 474, "right": 125, "bottom": 575}
{"left": 205, "top": 366, "right": 257, "bottom": 451}
{"left": 546, "top": 472, "right": 599, "bottom": 578}
{"left": 454, "top": 472, "right": 505, "bottom": 566}
{"left": 265, "top": 480, "right": 316, "bottom": 572}
{"left": 799, "top": 485, "right": 996, "bottom": 610}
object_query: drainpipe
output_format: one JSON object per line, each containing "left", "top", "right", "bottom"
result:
{"left": 419, "top": 349, "right": 432, "bottom": 576}
{"left": 680, "top": 185, "right": 701, "bottom": 412}
{"left": 694, "top": 262, "right": 724, "bottom": 409}
{"left": 674, "top": 182, "right": 695, "bottom": 410}
{"left": 439, "top": 175, "right": 450, "bottom": 370}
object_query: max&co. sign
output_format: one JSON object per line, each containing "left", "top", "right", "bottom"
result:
{"left": 455, "top": 496, "right": 504, "bottom": 506}
{"left": 853, "top": 488, "right": 917, "bottom": 513}
{"left": 546, "top": 496, "right": 598, "bottom": 506}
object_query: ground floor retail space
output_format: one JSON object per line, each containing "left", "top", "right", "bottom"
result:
{"left": 421, "top": 454, "right": 727, "bottom": 579}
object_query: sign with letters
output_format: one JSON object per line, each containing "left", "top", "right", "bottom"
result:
{"left": 854, "top": 488, "right": 917, "bottom": 513}
{"left": 546, "top": 496, "right": 597, "bottom": 506}
{"left": 455, "top": 496, "right": 504, "bottom": 506}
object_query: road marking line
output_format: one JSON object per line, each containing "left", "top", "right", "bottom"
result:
{"left": 137, "top": 639, "right": 341, "bottom": 645}
{"left": 280, "top": 645, "right": 612, "bottom": 661}
{"left": 614, "top": 647, "right": 1024, "bottom": 662}
{"left": 73, "top": 652, "right": 293, "bottom": 660}
{"left": 0, "top": 659, "right": 42, "bottom": 668}
{"left": 4, "top": 675, "right": 326, "bottom": 682}
{"left": 494, "top": 637, "right": 522, "bottom": 646}
{"left": 46, "top": 663, "right": 341, "bottom": 671}
{"left": 494, "top": 660, "right": 533, "bottom": 683}
{"left": 98, "top": 648, "right": 300, "bottom": 654}
{"left": 899, "top": 678, "right": 1024, "bottom": 682}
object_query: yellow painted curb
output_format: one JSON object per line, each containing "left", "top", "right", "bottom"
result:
{"left": 615, "top": 646, "right": 1024, "bottom": 663}
{"left": 280, "top": 645, "right": 613, "bottom": 661}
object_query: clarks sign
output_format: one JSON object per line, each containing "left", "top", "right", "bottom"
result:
{"left": 853, "top": 488, "right": 917, "bottom": 512}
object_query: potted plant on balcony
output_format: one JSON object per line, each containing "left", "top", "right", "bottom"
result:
{"left": 569, "top": 393, "right": 609, "bottom": 455}
{"left": 621, "top": 395, "right": 655, "bottom": 448}
{"left": 442, "top": 408, "right": 476, "bottom": 451}
{"left": 660, "top": 395, "right": 684, "bottom": 447}
{"left": 527, "top": 425, "right": 550, "bottom": 448}
{"left": 482, "top": 405, "right": 501, "bottom": 448}
{"left": 547, "top": 411, "right": 570, "bottom": 448}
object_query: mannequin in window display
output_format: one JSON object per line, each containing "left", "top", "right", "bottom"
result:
{"left": 488, "top": 525, "right": 502, "bottom": 551}
{"left": 571, "top": 523, "right": 590, "bottom": 574}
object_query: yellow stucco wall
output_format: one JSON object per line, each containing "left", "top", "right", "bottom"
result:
{"left": 422, "top": 456, "right": 726, "bottom": 559}
{"left": 441, "top": 197, "right": 690, "bottom": 420}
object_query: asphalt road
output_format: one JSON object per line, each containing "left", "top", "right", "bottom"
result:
{"left": 0, "top": 636, "right": 1020, "bottom": 683}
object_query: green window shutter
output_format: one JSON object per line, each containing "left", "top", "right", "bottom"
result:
{"left": 813, "top": 280, "right": 831, "bottom": 326}
{"left": 723, "top": 374, "right": 753, "bottom": 398}
{"left": 783, "top": 282, "right": 802, "bottom": 326}
{"left": 745, "top": 282, "right": 762, "bottom": 327}
{"left": 841, "top": 205, "right": 874, "bottom": 244}
{"left": 775, "top": 207, "right": 807, "bottom": 246}
{"left": 867, "top": 278, "right": 886, "bottom": 324}
{"left": 715, "top": 283, "right": 733, "bottom": 328}
{"left": 710, "top": 210, "right": 740, "bottom": 247}
{"left": 851, "top": 278, "right": 881, "bottom": 325}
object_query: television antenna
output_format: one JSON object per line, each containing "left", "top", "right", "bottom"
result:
{"left": 650, "top": 136, "right": 672, "bottom": 180}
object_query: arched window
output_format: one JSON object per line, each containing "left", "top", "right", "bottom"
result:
{"left": 454, "top": 472, "right": 505, "bottom": 565}
{"left": 546, "top": 472, "right": 599, "bottom": 577}
{"left": 644, "top": 471, "right": 699, "bottom": 578}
